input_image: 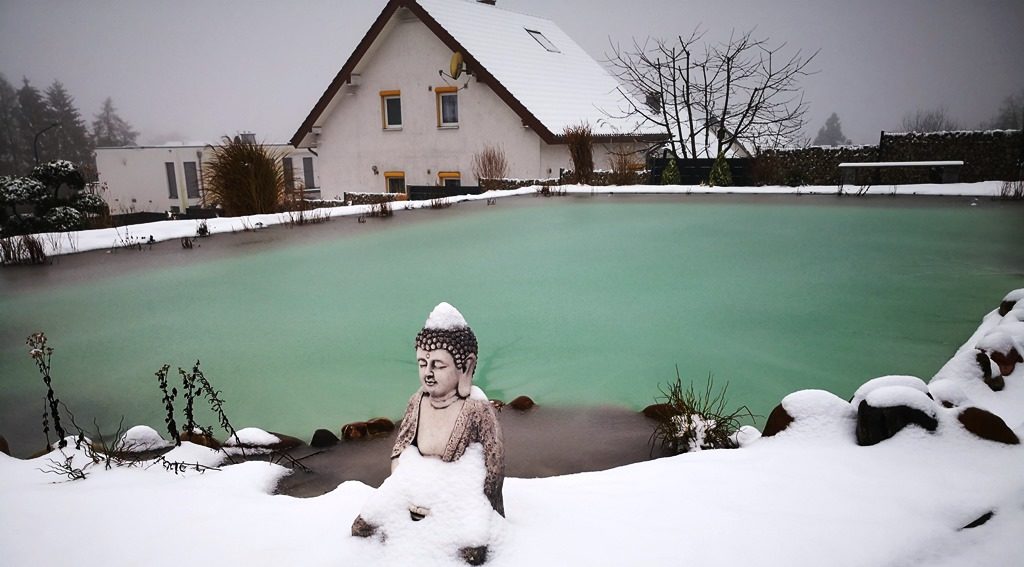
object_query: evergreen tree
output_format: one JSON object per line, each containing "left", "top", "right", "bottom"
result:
{"left": 45, "top": 81, "right": 94, "bottom": 172}
{"left": 0, "top": 74, "right": 22, "bottom": 176}
{"left": 92, "top": 97, "right": 138, "bottom": 147}
{"left": 660, "top": 157, "right": 681, "bottom": 185}
{"left": 708, "top": 152, "right": 733, "bottom": 186}
{"left": 812, "top": 112, "right": 851, "bottom": 146}
{"left": 16, "top": 78, "right": 54, "bottom": 166}
{"left": 981, "top": 90, "right": 1024, "bottom": 130}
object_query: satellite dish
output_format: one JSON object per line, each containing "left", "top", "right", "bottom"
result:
{"left": 450, "top": 52, "right": 464, "bottom": 79}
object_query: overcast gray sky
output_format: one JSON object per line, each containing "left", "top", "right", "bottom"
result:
{"left": 1, "top": 0, "right": 1021, "bottom": 146}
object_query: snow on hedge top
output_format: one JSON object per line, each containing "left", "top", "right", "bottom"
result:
{"left": 120, "top": 425, "right": 170, "bottom": 451}
{"left": 851, "top": 375, "right": 928, "bottom": 408}
{"left": 424, "top": 302, "right": 469, "bottom": 330}
{"left": 224, "top": 427, "right": 281, "bottom": 447}
{"left": 416, "top": 0, "right": 657, "bottom": 137}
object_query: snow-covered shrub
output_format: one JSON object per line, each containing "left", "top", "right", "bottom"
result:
{"left": 30, "top": 159, "right": 85, "bottom": 193}
{"left": 71, "top": 191, "right": 108, "bottom": 214}
{"left": 44, "top": 206, "right": 84, "bottom": 231}
{"left": 0, "top": 176, "right": 49, "bottom": 205}
{"left": 651, "top": 369, "right": 753, "bottom": 454}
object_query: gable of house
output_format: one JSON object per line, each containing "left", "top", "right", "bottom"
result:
{"left": 291, "top": 0, "right": 662, "bottom": 149}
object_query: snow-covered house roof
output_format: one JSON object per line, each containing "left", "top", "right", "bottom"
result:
{"left": 291, "top": 0, "right": 665, "bottom": 147}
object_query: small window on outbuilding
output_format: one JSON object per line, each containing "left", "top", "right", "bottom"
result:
{"left": 384, "top": 171, "right": 406, "bottom": 194}
{"left": 165, "top": 162, "right": 178, "bottom": 199}
{"left": 183, "top": 161, "right": 200, "bottom": 199}
{"left": 381, "top": 90, "right": 402, "bottom": 129}
{"left": 525, "top": 29, "right": 559, "bottom": 53}
{"left": 302, "top": 156, "right": 316, "bottom": 189}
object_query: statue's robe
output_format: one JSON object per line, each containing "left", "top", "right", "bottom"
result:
{"left": 392, "top": 387, "right": 505, "bottom": 516}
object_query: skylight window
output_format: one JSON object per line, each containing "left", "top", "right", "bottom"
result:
{"left": 525, "top": 29, "right": 560, "bottom": 53}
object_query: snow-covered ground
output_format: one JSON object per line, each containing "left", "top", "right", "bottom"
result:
{"left": 2, "top": 288, "right": 1022, "bottom": 566}
{"left": 16, "top": 181, "right": 1009, "bottom": 259}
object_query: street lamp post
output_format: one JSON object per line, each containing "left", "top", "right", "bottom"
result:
{"left": 33, "top": 122, "right": 62, "bottom": 165}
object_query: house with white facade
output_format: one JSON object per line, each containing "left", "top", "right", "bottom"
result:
{"left": 95, "top": 140, "right": 319, "bottom": 215}
{"left": 290, "top": 0, "right": 664, "bottom": 195}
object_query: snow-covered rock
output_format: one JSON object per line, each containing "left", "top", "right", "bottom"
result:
{"left": 119, "top": 425, "right": 170, "bottom": 452}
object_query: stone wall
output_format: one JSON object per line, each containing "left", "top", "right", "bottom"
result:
{"left": 880, "top": 130, "right": 1022, "bottom": 182}
{"left": 343, "top": 192, "right": 401, "bottom": 206}
{"left": 752, "top": 130, "right": 1023, "bottom": 186}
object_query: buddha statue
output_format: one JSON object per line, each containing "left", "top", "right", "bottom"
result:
{"left": 352, "top": 303, "right": 505, "bottom": 561}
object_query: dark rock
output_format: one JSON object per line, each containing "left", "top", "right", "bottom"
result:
{"left": 642, "top": 403, "right": 678, "bottom": 423}
{"left": 266, "top": 432, "right": 303, "bottom": 452}
{"left": 761, "top": 404, "right": 795, "bottom": 437}
{"left": 459, "top": 545, "right": 488, "bottom": 566}
{"left": 342, "top": 422, "right": 368, "bottom": 441}
{"left": 984, "top": 375, "right": 1006, "bottom": 392}
{"left": 990, "top": 348, "right": 1022, "bottom": 377}
{"left": 508, "top": 396, "right": 535, "bottom": 411}
{"left": 180, "top": 431, "right": 221, "bottom": 449}
{"left": 351, "top": 515, "right": 378, "bottom": 538}
{"left": 958, "top": 407, "right": 1020, "bottom": 444}
{"left": 961, "top": 511, "right": 995, "bottom": 530}
{"left": 310, "top": 428, "right": 339, "bottom": 448}
{"left": 0, "top": 435, "right": 8, "bottom": 456}
{"left": 999, "top": 299, "right": 1016, "bottom": 316}
{"left": 856, "top": 399, "right": 938, "bottom": 446}
{"left": 975, "top": 351, "right": 993, "bottom": 380}
{"left": 366, "top": 417, "right": 395, "bottom": 436}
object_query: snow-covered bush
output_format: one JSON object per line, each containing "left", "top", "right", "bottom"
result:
{"left": 44, "top": 206, "right": 84, "bottom": 231}
{"left": 0, "top": 176, "right": 49, "bottom": 205}
{"left": 71, "top": 191, "right": 107, "bottom": 213}
{"left": 30, "top": 159, "right": 85, "bottom": 193}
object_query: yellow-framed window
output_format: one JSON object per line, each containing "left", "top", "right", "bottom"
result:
{"left": 438, "top": 171, "right": 461, "bottom": 189}
{"left": 384, "top": 171, "right": 406, "bottom": 194}
{"left": 435, "top": 86, "right": 458, "bottom": 128}
{"left": 380, "top": 90, "right": 402, "bottom": 129}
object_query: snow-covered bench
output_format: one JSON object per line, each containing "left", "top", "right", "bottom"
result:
{"left": 838, "top": 160, "right": 963, "bottom": 187}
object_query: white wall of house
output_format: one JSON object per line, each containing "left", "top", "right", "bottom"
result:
{"left": 95, "top": 144, "right": 319, "bottom": 214}
{"left": 313, "top": 11, "right": 637, "bottom": 195}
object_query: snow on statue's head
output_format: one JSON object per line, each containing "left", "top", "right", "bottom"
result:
{"left": 415, "top": 302, "right": 479, "bottom": 398}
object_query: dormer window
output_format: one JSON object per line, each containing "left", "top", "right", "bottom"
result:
{"left": 525, "top": 29, "right": 559, "bottom": 53}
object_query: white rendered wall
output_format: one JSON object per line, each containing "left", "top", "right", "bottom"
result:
{"left": 96, "top": 145, "right": 318, "bottom": 213}
{"left": 314, "top": 13, "right": 556, "bottom": 195}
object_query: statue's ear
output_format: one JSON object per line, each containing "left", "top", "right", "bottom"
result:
{"left": 458, "top": 354, "right": 476, "bottom": 398}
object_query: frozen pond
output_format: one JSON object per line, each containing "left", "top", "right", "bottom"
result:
{"left": 1, "top": 194, "right": 1022, "bottom": 456}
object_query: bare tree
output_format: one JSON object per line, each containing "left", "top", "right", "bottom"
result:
{"left": 607, "top": 28, "right": 817, "bottom": 159}
{"left": 899, "top": 107, "right": 961, "bottom": 133}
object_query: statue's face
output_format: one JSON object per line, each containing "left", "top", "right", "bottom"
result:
{"left": 416, "top": 348, "right": 462, "bottom": 398}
